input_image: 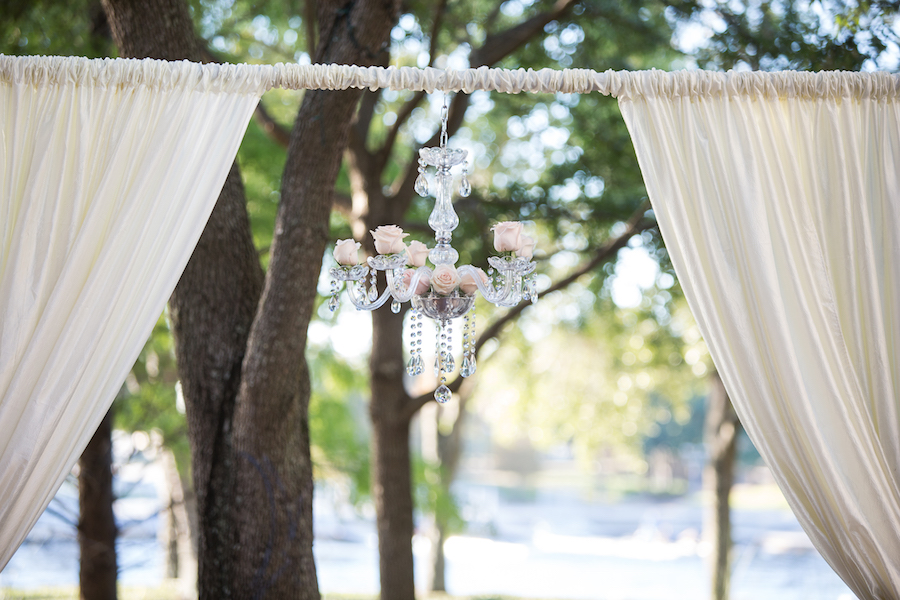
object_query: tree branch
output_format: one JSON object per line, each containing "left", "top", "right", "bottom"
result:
{"left": 471, "top": 0, "right": 577, "bottom": 67}
{"left": 375, "top": 0, "right": 448, "bottom": 168}
{"left": 402, "top": 199, "right": 653, "bottom": 420}
{"left": 389, "top": 0, "right": 577, "bottom": 214}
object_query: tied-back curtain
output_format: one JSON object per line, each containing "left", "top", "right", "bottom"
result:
{"left": 0, "top": 55, "right": 267, "bottom": 568}
{"left": 617, "top": 70, "right": 900, "bottom": 599}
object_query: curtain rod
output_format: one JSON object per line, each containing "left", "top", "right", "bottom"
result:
{"left": 3, "top": 55, "right": 899, "bottom": 100}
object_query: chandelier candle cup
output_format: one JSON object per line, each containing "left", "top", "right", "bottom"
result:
{"left": 326, "top": 95, "right": 539, "bottom": 403}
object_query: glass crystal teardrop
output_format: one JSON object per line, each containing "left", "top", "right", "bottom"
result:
{"left": 460, "top": 354, "right": 476, "bottom": 377}
{"left": 434, "top": 384, "right": 452, "bottom": 404}
{"left": 368, "top": 286, "right": 378, "bottom": 302}
{"left": 443, "top": 352, "right": 455, "bottom": 373}
{"left": 328, "top": 295, "right": 339, "bottom": 312}
{"left": 459, "top": 174, "right": 471, "bottom": 197}
{"left": 415, "top": 173, "right": 429, "bottom": 196}
{"left": 407, "top": 354, "right": 424, "bottom": 376}
{"left": 434, "top": 355, "right": 441, "bottom": 377}
{"left": 391, "top": 299, "right": 401, "bottom": 313}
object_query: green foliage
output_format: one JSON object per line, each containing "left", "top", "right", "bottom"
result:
{"left": 1, "top": 0, "right": 117, "bottom": 57}
{"left": 112, "top": 314, "right": 190, "bottom": 473}
{"left": 665, "top": 0, "right": 900, "bottom": 71}
{"left": 308, "top": 344, "right": 371, "bottom": 503}
{"left": 413, "top": 457, "right": 464, "bottom": 533}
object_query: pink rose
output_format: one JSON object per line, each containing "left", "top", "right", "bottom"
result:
{"left": 516, "top": 235, "right": 536, "bottom": 259}
{"left": 370, "top": 225, "right": 409, "bottom": 255}
{"left": 431, "top": 264, "right": 460, "bottom": 295}
{"left": 333, "top": 239, "right": 361, "bottom": 265}
{"left": 406, "top": 240, "right": 430, "bottom": 267}
{"left": 402, "top": 269, "right": 431, "bottom": 295}
{"left": 460, "top": 268, "right": 490, "bottom": 295}
{"left": 492, "top": 221, "right": 524, "bottom": 252}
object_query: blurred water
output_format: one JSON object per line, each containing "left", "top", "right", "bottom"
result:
{"left": 2, "top": 482, "right": 856, "bottom": 600}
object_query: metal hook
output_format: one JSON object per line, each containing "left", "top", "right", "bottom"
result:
{"left": 440, "top": 92, "right": 449, "bottom": 148}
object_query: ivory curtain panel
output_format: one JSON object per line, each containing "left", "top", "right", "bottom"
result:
{"left": 3, "top": 53, "right": 899, "bottom": 598}
{"left": 618, "top": 71, "right": 900, "bottom": 599}
{"left": 0, "top": 55, "right": 266, "bottom": 568}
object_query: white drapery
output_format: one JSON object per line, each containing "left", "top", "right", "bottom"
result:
{"left": 0, "top": 55, "right": 267, "bottom": 568}
{"left": 3, "top": 54, "right": 900, "bottom": 598}
{"left": 618, "top": 70, "right": 900, "bottom": 599}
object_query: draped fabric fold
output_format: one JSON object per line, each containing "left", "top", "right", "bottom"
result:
{"left": 617, "top": 70, "right": 900, "bottom": 599}
{"left": 0, "top": 55, "right": 266, "bottom": 568}
{"left": 3, "top": 53, "right": 900, "bottom": 598}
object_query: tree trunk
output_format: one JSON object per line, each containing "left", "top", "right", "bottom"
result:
{"left": 428, "top": 384, "right": 470, "bottom": 593}
{"left": 704, "top": 372, "right": 740, "bottom": 600}
{"left": 368, "top": 302, "right": 417, "bottom": 600}
{"left": 78, "top": 409, "right": 117, "bottom": 600}
{"left": 159, "top": 448, "right": 196, "bottom": 591}
{"left": 428, "top": 522, "right": 447, "bottom": 592}
{"left": 228, "top": 1, "right": 398, "bottom": 598}
{"left": 100, "top": 1, "right": 262, "bottom": 596}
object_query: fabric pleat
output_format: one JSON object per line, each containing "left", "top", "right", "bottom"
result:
{"left": 618, "top": 72, "right": 900, "bottom": 599}
{"left": 3, "top": 55, "right": 900, "bottom": 598}
{"left": 0, "top": 55, "right": 266, "bottom": 569}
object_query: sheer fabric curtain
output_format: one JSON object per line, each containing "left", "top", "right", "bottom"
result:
{"left": 0, "top": 55, "right": 266, "bottom": 568}
{"left": 617, "top": 70, "right": 900, "bottom": 599}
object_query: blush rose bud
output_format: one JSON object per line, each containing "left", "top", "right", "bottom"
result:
{"left": 402, "top": 269, "right": 431, "bottom": 295}
{"left": 516, "top": 235, "right": 536, "bottom": 259}
{"left": 406, "top": 240, "right": 430, "bottom": 267}
{"left": 491, "top": 221, "right": 524, "bottom": 252}
{"left": 459, "top": 268, "right": 490, "bottom": 295}
{"left": 370, "top": 224, "right": 409, "bottom": 255}
{"left": 431, "top": 264, "right": 461, "bottom": 295}
{"left": 333, "top": 239, "right": 361, "bottom": 265}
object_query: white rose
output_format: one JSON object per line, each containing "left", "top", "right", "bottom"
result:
{"left": 406, "top": 240, "right": 430, "bottom": 267}
{"left": 431, "top": 265, "right": 460, "bottom": 296}
{"left": 492, "top": 221, "right": 524, "bottom": 252}
{"left": 333, "top": 239, "right": 361, "bottom": 265}
{"left": 370, "top": 224, "right": 409, "bottom": 255}
{"left": 402, "top": 268, "right": 431, "bottom": 295}
{"left": 516, "top": 235, "right": 536, "bottom": 259}
{"left": 459, "top": 268, "right": 489, "bottom": 295}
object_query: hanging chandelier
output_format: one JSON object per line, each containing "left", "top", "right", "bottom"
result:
{"left": 327, "top": 97, "right": 538, "bottom": 404}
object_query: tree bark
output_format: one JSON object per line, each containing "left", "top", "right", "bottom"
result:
{"left": 101, "top": 1, "right": 264, "bottom": 596}
{"left": 229, "top": 1, "right": 398, "bottom": 598}
{"left": 704, "top": 372, "right": 740, "bottom": 600}
{"left": 78, "top": 409, "right": 117, "bottom": 600}
{"left": 103, "top": 0, "right": 397, "bottom": 597}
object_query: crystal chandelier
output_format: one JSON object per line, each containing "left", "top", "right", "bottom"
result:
{"left": 327, "top": 97, "right": 538, "bottom": 404}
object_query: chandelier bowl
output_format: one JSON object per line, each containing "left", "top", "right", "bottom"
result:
{"left": 412, "top": 294, "right": 474, "bottom": 320}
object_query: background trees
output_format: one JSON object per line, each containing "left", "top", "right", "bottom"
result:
{"left": 4, "top": 2, "right": 899, "bottom": 600}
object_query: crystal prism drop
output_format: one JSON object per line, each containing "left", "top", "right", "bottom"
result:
{"left": 415, "top": 173, "right": 429, "bottom": 196}
{"left": 328, "top": 295, "right": 339, "bottom": 312}
{"left": 443, "top": 353, "right": 455, "bottom": 373}
{"left": 459, "top": 174, "right": 471, "bottom": 197}
{"left": 368, "top": 285, "right": 378, "bottom": 302}
{"left": 407, "top": 354, "right": 424, "bottom": 376}
{"left": 434, "top": 384, "right": 452, "bottom": 404}
{"left": 391, "top": 299, "right": 401, "bottom": 313}
{"left": 460, "top": 354, "right": 476, "bottom": 377}
{"left": 434, "top": 355, "right": 441, "bottom": 377}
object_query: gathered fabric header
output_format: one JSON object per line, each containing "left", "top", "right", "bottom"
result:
{"left": 3, "top": 54, "right": 899, "bottom": 101}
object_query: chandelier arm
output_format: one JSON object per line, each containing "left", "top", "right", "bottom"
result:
{"left": 386, "top": 267, "right": 433, "bottom": 303}
{"left": 457, "top": 264, "right": 514, "bottom": 305}
{"left": 345, "top": 279, "right": 393, "bottom": 311}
